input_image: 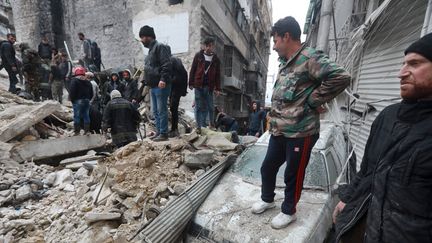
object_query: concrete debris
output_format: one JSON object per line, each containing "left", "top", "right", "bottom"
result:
{"left": 183, "top": 149, "right": 214, "bottom": 169}
{"left": 10, "top": 134, "right": 107, "bottom": 163}
{"left": 85, "top": 212, "right": 122, "bottom": 224}
{"left": 0, "top": 86, "right": 245, "bottom": 242}
{"left": 0, "top": 101, "right": 61, "bottom": 142}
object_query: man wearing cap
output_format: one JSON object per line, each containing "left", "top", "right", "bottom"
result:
{"left": 139, "top": 25, "right": 172, "bottom": 141}
{"left": 102, "top": 90, "right": 141, "bottom": 148}
{"left": 69, "top": 66, "right": 93, "bottom": 135}
{"left": 333, "top": 32, "right": 432, "bottom": 243}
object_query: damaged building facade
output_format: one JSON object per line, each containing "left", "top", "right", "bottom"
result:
{"left": 0, "top": 0, "right": 13, "bottom": 40}
{"left": 304, "top": 0, "right": 432, "bottom": 162}
{"left": 10, "top": 0, "right": 272, "bottom": 126}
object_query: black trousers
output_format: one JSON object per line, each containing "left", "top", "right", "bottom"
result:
{"left": 170, "top": 93, "right": 181, "bottom": 131}
{"left": 5, "top": 67, "right": 18, "bottom": 93}
{"left": 261, "top": 134, "right": 319, "bottom": 215}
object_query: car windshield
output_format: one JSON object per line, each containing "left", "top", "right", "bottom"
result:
{"left": 232, "top": 144, "right": 327, "bottom": 189}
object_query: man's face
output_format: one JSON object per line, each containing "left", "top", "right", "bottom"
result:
{"left": 141, "top": 36, "right": 153, "bottom": 48}
{"left": 78, "top": 34, "right": 84, "bottom": 41}
{"left": 204, "top": 43, "right": 214, "bottom": 54}
{"left": 272, "top": 33, "right": 290, "bottom": 58}
{"left": 399, "top": 53, "right": 432, "bottom": 101}
{"left": 112, "top": 75, "right": 118, "bottom": 82}
{"left": 123, "top": 72, "right": 130, "bottom": 80}
{"left": 252, "top": 103, "right": 257, "bottom": 110}
{"left": 8, "top": 35, "right": 16, "bottom": 44}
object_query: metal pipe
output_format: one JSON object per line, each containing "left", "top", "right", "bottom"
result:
{"left": 136, "top": 154, "right": 237, "bottom": 243}
{"left": 366, "top": 0, "right": 380, "bottom": 19}
{"left": 316, "top": 0, "right": 333, "bottom": 52}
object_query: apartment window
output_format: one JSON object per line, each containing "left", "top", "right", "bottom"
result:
{"left": 224, "top": 46, "right": 233, "bottom": 77}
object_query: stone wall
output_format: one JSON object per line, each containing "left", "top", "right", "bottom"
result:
{"left": 11, "top": 0, "right": 53, "bottom": 49}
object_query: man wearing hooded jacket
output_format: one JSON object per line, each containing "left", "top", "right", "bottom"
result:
{"left": 122, "top": 69, "right": 140, "bottom": 106}
{"left": 333, "top": 32, "right": 432, "bottom": 243}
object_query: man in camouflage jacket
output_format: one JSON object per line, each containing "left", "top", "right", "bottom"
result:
{"left": 251, "top": 16, "right": 351, "bottom": 229}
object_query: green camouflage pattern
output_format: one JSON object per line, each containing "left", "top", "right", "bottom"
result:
{"left": 269, "top": 45, "right": 350, "bottom": 138}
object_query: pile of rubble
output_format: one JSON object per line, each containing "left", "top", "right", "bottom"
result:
{"left": 0, "top": 86, "right": 256, "bottom": 242}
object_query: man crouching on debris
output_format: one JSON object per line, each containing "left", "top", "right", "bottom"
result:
{"left": 102, "top": 90, "right": 141, "bottom": 148}
{"left": 69, "top": 66, "right": 93, "bottom": 135}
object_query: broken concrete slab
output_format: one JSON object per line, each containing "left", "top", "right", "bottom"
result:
{"left": 65, "top": 160, "right": 98, "bottom": 171}
{"left": 0, "top": 101, "right": 61, "bottom": 142}
{"left": 193, "top": 135, "right": 207, "bottom": 148}
{"left": 84, "top": 212, "right": 121, "bottom": 224}
{"left": 183, "top": 149, "right": 214, "bottom": 169}
{"left": 10, "top": 134, "right": 107, "bottom": 163}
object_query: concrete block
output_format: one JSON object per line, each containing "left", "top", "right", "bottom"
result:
{"left": 84, "top": 212, "right": 121, "bottom": 224}
{"left": 183, "top": 149, "right": 214, "bottom": 169}
{"left": 54, "top": 169, "right": 73, "bottom": 186}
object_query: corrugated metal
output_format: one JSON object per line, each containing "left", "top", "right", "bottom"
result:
{"left": 350, "top": 0, "right": 427, "bottom": 163}
{"left": 137, "top": 154, "right": 237, "bottom": 243}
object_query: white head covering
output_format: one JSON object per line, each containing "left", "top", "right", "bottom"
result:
{"left": 110, "top": 90, "right": 121, "bottom": 99}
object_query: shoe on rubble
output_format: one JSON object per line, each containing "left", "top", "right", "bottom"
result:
{"left": 152, "top": 134, "right": 168, "bottom": 142}
{"left": 271, "top": 212, "right": 297, "bottom": 229}
{"left": 148, "top": 132, "right": 159, "bottom": 140}
{"left": 168, "top": 130, "right": 179, "bottom": 138}
{"left": 251, "top": 200, "right": 275, "bottom": 214}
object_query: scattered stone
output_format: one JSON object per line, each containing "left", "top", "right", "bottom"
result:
{"left": 181, "top": 131, "right": 199, "bottom": 143}
{"left": 137, "top": 153, "right": 156, "bottom": 168}
{"left": 53, "top": 169, "right": 74, "bottom": 187}
{"left": 193, "top": 135, "right": 207, "bottom": 147}
{"left": 43, "top": 172, "right": 57, "bottom": 186}
{"left": 0, "top": 189, "right": 11, "bottom": 197}
{"left": 85, "top": 212, "right": 121, "bottom": 224}
{"left": 76, "top": 185, "right": 90, "bottom": 198}
{"left": 183, "top": 149, "right": 214, "bottom": 169}
{"left": 63, "top": 184, "right": 75, "bottom": 192}
{"left": 111, "top": 185, "right": 135, "bottom": 199}
{"left": 75, "top": 167, "right": 89, "bottom": 180}
{"left": 173, "top": 183, "right": 186, "bottom": 195}
{"left": 15, "top": 184, "right": 32, "bottom": 201}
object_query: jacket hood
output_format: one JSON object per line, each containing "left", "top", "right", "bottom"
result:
{"left": 123, "top": 69, "right": 132, "bottom": 80}
{"left": 110, "top": 72, "right": 120, "bottom": 81}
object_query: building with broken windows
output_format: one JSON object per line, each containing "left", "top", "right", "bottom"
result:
{"left": 10, "top": 0, "right": 272, "bottom": 126}
{"left": 304, "top": 0, "right": 432, "bottom": 162}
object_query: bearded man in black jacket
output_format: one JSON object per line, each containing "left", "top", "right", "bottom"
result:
{"left": 333, "top": 33, "right": 432, "bottom": 243}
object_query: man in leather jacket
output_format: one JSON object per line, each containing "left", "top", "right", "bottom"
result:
{"left": 333, "top": 32, "right": 432, "bottom": 243}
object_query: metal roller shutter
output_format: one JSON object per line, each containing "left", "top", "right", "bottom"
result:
{"left": 349, "top": 0, "right": 427, "bottom": 163}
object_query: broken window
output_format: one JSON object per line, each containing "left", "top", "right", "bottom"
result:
{"left": 223, "top": 45, "right": 233, "bottom": 77}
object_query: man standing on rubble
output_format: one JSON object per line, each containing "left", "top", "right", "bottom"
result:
{"left": 251, "top": 16, "right": 350, "bottom": 229}
{"left": 69, "top": 66, "right": 93, "bottom": 135}
{"left": 103, "top": 90, "right": 141, "bottom": 148}
{"left": 189, "top": 36, "right": 221, "bottom": 131}
{"left": 333, "top": 33, "right": 432, "bottom": 243}
{"left": 78, "top": 32, "right": 93, "bottom": 69}
{"left": 139, "top": 25, "right": 172, "bottom": 142}
{"left": 20, "top": 43, "right": 42, "bottom": 101}
{"left": 169, "top": 56, "right": 188, "bottom": 137}
{"left": 122, "top": 69, "right": 140, "bottom": 107}
{"left": 0, "top": 33, "right": 19, "bottom": 93}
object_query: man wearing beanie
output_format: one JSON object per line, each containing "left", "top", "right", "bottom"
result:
{"left": 139, "top": 25, "right": 172, "bottom": 141}
{"left": 102, "top": 90, "right": 141, "bottom": 148}
{"left": 333, "top": 32, "right": 432, "bottom": 243}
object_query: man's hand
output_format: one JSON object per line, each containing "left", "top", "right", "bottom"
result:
{"left": 158, "top": 81, "right": 166, "bottom": 89}
{"left": 189, "top": 85, "right": 194, "bottom": 90}
{"left": 215, "top": 90, "right": 220, "bottom": 96}
{"left": 11, "top": 66, "right": 17, "bottom": 72}
{"left": 132, "top": 99, "right": 137, "bottom": 104}
{"left": 255, "top": 132, "right": 260, "bottom": 137}
{"left": 332, "top": 201, "right": 346, "bottom": 224}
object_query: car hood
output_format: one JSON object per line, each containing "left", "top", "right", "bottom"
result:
{"left": 192, "top": 172, "right": 333, "bottom": 243}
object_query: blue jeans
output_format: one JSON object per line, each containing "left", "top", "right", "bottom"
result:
{"left": 73, "top": 99, "right": 91, "bottom": 126}
{"left": 194, "top": 87, "right": 214, "bottom": 128}
{"left": 151, "top": 84, "right": 171, "bottom": 135}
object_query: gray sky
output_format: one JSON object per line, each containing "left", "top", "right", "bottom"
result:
{"left": 265, "top": 0, "right": 310, "bottom": 104}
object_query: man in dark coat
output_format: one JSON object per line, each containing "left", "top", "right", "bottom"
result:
{"left": 333, "top": 33, "right": 432, "bottom": 243}
{"left": 169, "top": 56, "right": 188, "bottom": 137}
{"left": 122, "top": 69, "right": 140, "bottom": 105}
{"left": 102, "top": 90, "right": 141, "bottom": 148}
{"left": 0, "top": 33, "right": 18, "bottom": 93}
{"left": 69, "top": 66, "right": 93, "bottom": 135}
{"left": 140, "top": 25, "right": 172, "bottom": 141}
{"left": 248, "top": 101, "right": 266, "bottom": 137}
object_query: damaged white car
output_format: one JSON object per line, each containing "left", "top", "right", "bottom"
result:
{"left": 188, "top": 121, "right": 352, "bottom": 243}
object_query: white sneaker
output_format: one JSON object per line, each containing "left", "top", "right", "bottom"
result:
{"left": 251, "top": 200, "right": 275, "bottom": 214}
{"left": 271, "top": 212, "right": 297, "bottom": 229}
